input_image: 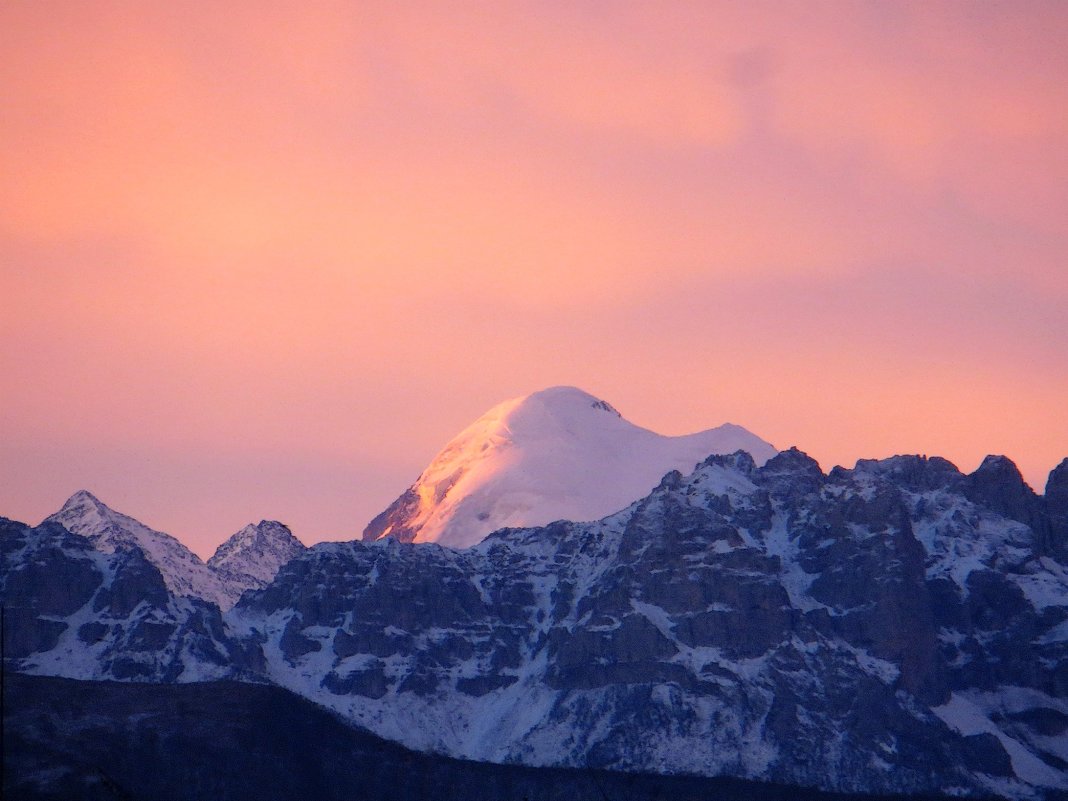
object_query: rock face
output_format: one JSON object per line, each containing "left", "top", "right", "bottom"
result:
{"left": 208, "top": 520, "right": 306, "bottom": 599}
{"left": 1046, "top": 458, "right": 1068, "bottom": 561}
{"left": 5, "top": 450, "right": 1068, "bottom": 800}
{"left": 0, "top": 517, "right": 260, "bottom": 682}
{"left": 363, "top": 386, "right": 778, "bottom": 548}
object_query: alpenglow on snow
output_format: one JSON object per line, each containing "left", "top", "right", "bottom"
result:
{"left": 363, "top": 386, "right": 777, "bottom": 548}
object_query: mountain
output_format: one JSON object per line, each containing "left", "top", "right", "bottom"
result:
{"left": 44, "top": 490, "right": 238, "bottom": 608}
{"left": 0, "top": 516, "right": 260, "bottom": 682}
{"left": 237, "top": 450, "right": 1068, "bottom": 799}
{"left": 363, "top": 385, "right": 778, "bottom": 548}
{"left": 208, "top": 520, "right": 306, "bottom": 598}
{"left": 41, "top": 493, "right": 303, "bottom": 608}
{"left": 7, "top": 451, "right": 1068, "bottom": 798}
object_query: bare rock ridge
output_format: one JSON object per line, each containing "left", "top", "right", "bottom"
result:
{"left": 363, "top": 385, "right": 778, "bottom": 548}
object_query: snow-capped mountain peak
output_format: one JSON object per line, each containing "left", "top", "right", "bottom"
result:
{"left": 49, "top": 490, "right": 176, "bottom": 557}
{"left": 208, "top": 520, "right": 305, "bottom": 597}
{"left": 363, "top": 385, "right": 777, "bottom": 548}
{"left": 44, "top": 491, "right": 238, "bottom": 609}
{"left": 59, "top": 488, "right": 107, "bottom": 511}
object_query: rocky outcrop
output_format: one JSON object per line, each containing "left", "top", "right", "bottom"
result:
{"left": 362, "top": 487, "right": 422, "bottom": 543}
{"left": 1046, "top": 458, "right": 1068, "bottom": 560}
{"left": 963, "top": 456, "right": 1052, "bottom": 555}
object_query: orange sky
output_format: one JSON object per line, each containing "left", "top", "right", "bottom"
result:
{"left": 2, "top": 1, "right": 1067, "bottom": 558}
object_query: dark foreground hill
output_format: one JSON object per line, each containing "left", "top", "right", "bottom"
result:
{"left": 4, "top": 673, "right": 1000, "bottom": 801}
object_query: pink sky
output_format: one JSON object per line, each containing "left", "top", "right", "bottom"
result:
{"left": 2, "top": 2, "right": 1066, "bottom": 558}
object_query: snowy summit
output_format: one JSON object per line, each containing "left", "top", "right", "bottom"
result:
{"left": 363, "top": 385, "right": 777, "bottom": 548}
{"left": 208, "top": 520, "right": 305, "bottom": 597}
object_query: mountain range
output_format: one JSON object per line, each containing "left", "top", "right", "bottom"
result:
{"left": 4, "top": 387, "right": 1068, "bottom": 800}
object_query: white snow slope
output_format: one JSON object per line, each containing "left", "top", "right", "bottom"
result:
{"left": 364, "top": 386, "right": 777, "bottom": 548}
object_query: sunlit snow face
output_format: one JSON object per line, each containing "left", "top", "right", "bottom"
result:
{"left": 368, "top": 386, "right": 776, "bottom": 548}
